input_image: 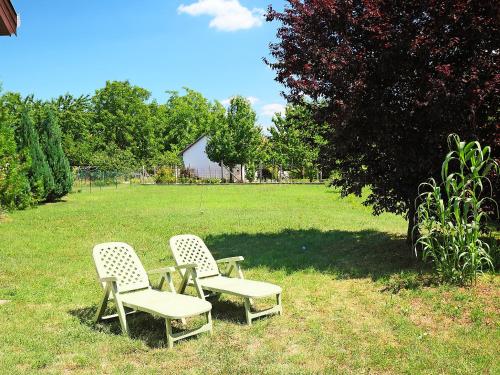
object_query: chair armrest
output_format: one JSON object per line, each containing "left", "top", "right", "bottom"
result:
{"left": 148, "top": 267, "right": 177, "bottom": 291}
{"left": 176, "top": 263, "right": 205, "bottom": 298}
{"left": 147, "top": 266, "right": 176, "bottom": 276}
{"left": 176, "top": 263, "right": 198, "bottom": 270}
{"left": 216, "top": 256, "right": 244, "bottom": 264}
{"left": 99, "top": 276, "right": 118, "bottom": 283}
{"left": 216, "top": 256, "right": 245, "bottom": 279}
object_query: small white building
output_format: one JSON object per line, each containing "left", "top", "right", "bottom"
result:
{"left": 180, "top": 135, "right": 245, "bottom": 182}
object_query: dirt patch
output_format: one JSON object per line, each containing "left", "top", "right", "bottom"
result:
{"left": 408, "top": 279, "right": 500, "bottom": 330}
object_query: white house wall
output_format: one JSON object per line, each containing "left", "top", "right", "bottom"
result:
{"left": 182, "top": 136, "right": 245, "bottom": 180}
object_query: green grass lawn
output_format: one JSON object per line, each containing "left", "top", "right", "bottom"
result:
{"left": 0, "top": 184, "right": 498, "bottom": 374}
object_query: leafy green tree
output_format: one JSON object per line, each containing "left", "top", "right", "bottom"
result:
{"left": 17, "top": 108, "right": 54, "bottom": 201}
{"left": 53, "top": 94, "right": 94, "bottom": 166}
{"left": 149, "top": 100, "right": 170, "bottom": 163}
{"left": 268, "top": 104, "right": 326, "bottom": 179}
{"left": 92, "top": 81, "right": 155, "bottom": 164}
{"left": 163, "top": 88, "right": 215, "bottom": 151}
{"left": 0, "top": 97, "right": 31, "bottom": 210}
{"left": 0, "top": 92, "right": 24, "bottom": 132}
{"left": 150, "top": 150, "right": 182, "bottom": 168}
{"left": 206, "top": 96, "right": 261, "bottom": 182}
{"left": 90, "top": 145, "right": 138, "bottom": 174}
{"left": 39, "top": 108, "right": 73, "bottom": 200}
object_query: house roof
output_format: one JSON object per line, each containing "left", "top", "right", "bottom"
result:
{"left": 179, "top": 134, "right": 207, "bottom": 155}
{"left": 0, "top": 0, "right": 17, "bottom": 36}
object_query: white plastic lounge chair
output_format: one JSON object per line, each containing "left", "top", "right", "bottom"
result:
{"left": 92, "top": 242, "right": 212, "bottom": 348}
{"left": 169, "top": 235, "right": 282, "bottom": 325}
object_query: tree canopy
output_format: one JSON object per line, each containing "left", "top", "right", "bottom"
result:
{"left": 268, "top": 104, "right": 327, "bottom": 179}
{"left": 206, "top": 96, "right": 262, "bottom": 181}
{"left": 53, "top": 94, "right": 94, "bottom": 167}
{"left": 266, "top": 0, "right": 499, "bottom": 242}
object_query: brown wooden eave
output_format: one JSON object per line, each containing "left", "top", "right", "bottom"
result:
{"left": 0, "top": 0, "right": 17, "bottom": 36}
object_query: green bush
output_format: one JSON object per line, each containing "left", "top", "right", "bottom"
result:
{"left": 0, "top": 115, "right": 31, "bottom": 210}
{"left": 90, "top": 147, "right": 138, "bottom": 174}
{"left": 150, "top": 150, "right": 182, "bottom": 168}
{"left": 178, "top": 177, "right": 197, "bottom": 184}
{"left": 245, "top": 163, "right": 256, "bottom": 182}
{"left": 154, "top": 167, "right": 176, "bottom": 184}
{"left": 201, "top": 177, "right": 221, "bottom": 184}
{"left": 414, "top": 134, "right": 499, "bottom": 285}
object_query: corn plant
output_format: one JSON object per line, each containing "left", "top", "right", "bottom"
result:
{"left": 414, "top": 134, "right": 498, "bottom": 285}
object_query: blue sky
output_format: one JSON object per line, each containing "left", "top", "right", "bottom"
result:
{"left": 0, "top": 0, "right": 286, "bottom": 127}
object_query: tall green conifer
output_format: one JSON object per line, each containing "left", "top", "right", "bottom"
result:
{"left": 39, "top": 108, "right": 72, "bottom": 200}
{"left": 17, "top": 108, "right": 53, "bottom": 201}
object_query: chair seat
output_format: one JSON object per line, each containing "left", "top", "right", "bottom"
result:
{"left": 120, "top": 289, "right": 212, "bottom": 319}
{"left": 198, "top": 276, "right": 282, "bottom": 298}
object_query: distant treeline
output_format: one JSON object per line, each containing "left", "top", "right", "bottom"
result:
{"left": 0, "top": 80, "right": 327, "bottom": 210}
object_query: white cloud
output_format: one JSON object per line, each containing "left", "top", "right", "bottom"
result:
{"left": 220, "top": 96, "right": 259, "bottom": 106}
{"left": 246, "top": 96, "right": 259, "bottom": 105}
{"left": 178, "top": 0, "right": 264, "bottom": 32}
{"left": 261, "top": 103, "right": 285, "bottom": 117}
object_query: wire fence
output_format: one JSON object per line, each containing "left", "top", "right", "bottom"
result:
{"left": 73, "top": 164, "right": 326, "bottom": 193}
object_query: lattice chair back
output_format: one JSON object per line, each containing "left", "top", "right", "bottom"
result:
{"left": 169, "top": 235, "right": 220, "bottom": 278}
{"left": 92, "top": 242, "right": 150, "bottom": 293}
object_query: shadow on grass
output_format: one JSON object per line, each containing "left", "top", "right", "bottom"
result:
{"left": 70, "top": 297, "right": 275, "bottom": 348}
{"left": 69, "top": 305, "right": 218, "bottom": 349}
{"left": 203, "top": 228, "right": 420, "bottom": 281}
{"left": 70, "top": 229, "right": 424, "bottom": 346}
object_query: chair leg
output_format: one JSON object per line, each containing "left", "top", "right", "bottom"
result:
{"left": 166, "top": 318, "right": 174, "bottom": 349}
{"left": 276, "top": 293, "right": 283, "bottom": 315}
{"left": 244, "top": 298, "right": 252, "bottom": 326}
{"left": 206, "top": 311, "right": 213, "bottom": 335}
{"left": 115, "top": 299, "right": 129, "bottom": 335}
{"left": 94, "top": 288, "right": 110, "bottom": 323}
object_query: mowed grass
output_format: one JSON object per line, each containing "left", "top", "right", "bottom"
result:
{"left": 0, "top": 184, "right": 498, "bottom": 374}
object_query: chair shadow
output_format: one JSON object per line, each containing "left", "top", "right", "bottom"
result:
{"left": 69, "top": 306, "right": 209, "bottom": 349}
{"left": 204, "top": 228, "right": 421, "bottom": 281}
{"left": 206, "top": 297, "right": 247, "bottom": 324}
{"left": 69, "top": 296, "right": 279, "bottom": 348}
